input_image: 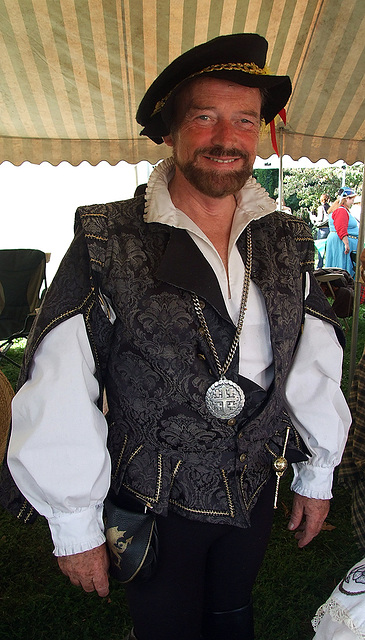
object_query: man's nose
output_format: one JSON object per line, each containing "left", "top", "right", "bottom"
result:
{"left": 210, "top": 120, "right": 237, "bottom": 148}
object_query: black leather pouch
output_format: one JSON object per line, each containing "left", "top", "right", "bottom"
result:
{"left": 104, "top": 491, "right": 158, "bottom": 584}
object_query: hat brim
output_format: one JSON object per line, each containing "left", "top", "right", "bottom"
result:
{"left": 340, "top": 190, "right": 357, "bottom": 199}
{"left": 136, "top": 33, "right": 292, "bottom": 144}
{"left": 139, "top": 70, "right": 291, "bottom": 143}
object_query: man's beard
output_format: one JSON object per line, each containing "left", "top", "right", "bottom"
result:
{"left": 173, "top": 146, "right": 253, "bottom": 198}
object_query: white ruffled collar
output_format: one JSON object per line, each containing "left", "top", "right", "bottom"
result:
{"left": 144, "top": 158, "right": 276, "bottom": 236}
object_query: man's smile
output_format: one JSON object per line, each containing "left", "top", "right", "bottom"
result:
{"left": 205, "top": 156, "right": 238, "bottom": 163}
{"left": 194, "top": 146, "right": 248, "bottom": 169}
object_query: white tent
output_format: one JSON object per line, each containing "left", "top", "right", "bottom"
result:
{"left": 0, "top": 0, "right": 364, "bottom": 166}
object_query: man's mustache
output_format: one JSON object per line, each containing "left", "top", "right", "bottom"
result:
{"left": 194, "top": 146, "right": 249, "bottom": 161}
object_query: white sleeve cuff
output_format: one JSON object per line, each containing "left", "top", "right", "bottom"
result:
{"left": 48, "top": 503, "right": 106, "bottom": 556}
{"left": 291, "top": 462, "right": 334, "bottom": 500}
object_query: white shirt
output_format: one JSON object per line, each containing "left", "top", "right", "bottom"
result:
{"left": 312, "top": 557, "right": 365, "bottom": 640}
{"left": 8, "top": 159, "right": 351, "bottom": 556}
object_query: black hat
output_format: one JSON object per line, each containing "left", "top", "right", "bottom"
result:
{"left": 136, "top": 33, "right": 292, "bottom": 144}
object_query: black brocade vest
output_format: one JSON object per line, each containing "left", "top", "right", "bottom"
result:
{"left": 0, "top": 197, "right": 343, "bottom": 527}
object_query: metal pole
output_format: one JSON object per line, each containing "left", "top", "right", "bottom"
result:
{"left": 348, "top": 160, "right": 365, "bottom": 391}
{"left": 341, "top": 163, "right": 347, "bottom": 187}
{"left": 278, "top": 127, "right": 284, "bottom": 209}
{"left": 134, "top": 164, "right": 139, "bottom": 191}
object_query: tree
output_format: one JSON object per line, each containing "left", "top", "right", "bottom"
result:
{"left": 253, "top": 168, "right": 278, "bottom": 199}
{"left": 274, "top": 164, "right": 363, "bottom": 222}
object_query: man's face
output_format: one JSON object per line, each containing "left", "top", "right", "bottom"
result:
{"left": 164, "top": 77, "right": 262, "bottom": 198}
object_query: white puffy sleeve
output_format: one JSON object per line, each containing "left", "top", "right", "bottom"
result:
{"left": 7, "top": 313, "right": 111, "bottom": 556}
{"left": 284, "top": 311, "right": 351, "bottom": 499}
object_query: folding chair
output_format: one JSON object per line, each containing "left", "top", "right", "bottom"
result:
{"left": 314, "top": 267, "right": 354, "bottom": 329}
{"left": 0, "top": 249, "right": 48, "bottom": 367}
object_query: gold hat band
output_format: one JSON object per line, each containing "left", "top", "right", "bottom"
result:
{"left": 151, "top": 61, "right": 271, "bottom": 118}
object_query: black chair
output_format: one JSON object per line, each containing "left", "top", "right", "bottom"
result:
{"left": 350, "top": 250, "right": 357, "bottom": 271}
{"left": 0, "top": 249, "right": 48, "bottom": 367}
{"left": 314, "top": 267, "right": 354, "bottom": 328}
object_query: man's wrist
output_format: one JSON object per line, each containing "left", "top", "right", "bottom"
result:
{"left": 48, "top": 503, "right": 106, "bottom": 556}
{"left": 291, "top": 462, "right": 333, "bottom": 500}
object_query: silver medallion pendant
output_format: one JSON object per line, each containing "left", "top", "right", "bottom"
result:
{"left": 205, "top": 378, "right": 245, "bottom": 420}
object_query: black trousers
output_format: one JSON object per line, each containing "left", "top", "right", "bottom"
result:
{"left": 125, "top": 476, "right": 276, "bottom": 640}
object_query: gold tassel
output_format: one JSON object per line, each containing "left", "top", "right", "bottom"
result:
{"left": 273, "top": 426, "right": 290, "bottom": 509}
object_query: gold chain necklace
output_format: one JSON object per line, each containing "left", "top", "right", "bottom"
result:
{"left": 192, "top": 224, "right": 252, "bottom": 419}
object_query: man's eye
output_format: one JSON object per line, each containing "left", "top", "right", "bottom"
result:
{"left": 237, "top": 118, "right": 258, "bottom": 129}
{"left": 197, "top": 114, "right": 210, "bottom": 121}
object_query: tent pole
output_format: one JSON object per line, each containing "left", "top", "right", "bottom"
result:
{"left": 278, "top": 127, "right": 284, "bottom": 208}
{"left": 134, "top": 165, "right": 139, "bottom": 190}
{"left": 348, "top": 159, "right": 365, "bottom": 391}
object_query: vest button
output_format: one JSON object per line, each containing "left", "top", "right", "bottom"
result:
{"left": 198, "top": 327, "right": 205, "bottom": 336}
{"left": 227, "top": 418, "right": 236, "bottom": 426}
{"left": 239, "top": 453, "right": 246, "bottom": 462}
{"left": 197, "top": 353, "right": 206, "bottom": 361}
{"left": 199, "top": 299, "right": 206, "bottom": 309}
{"left": 238, "top": 432, "right": 243, "bottom": 438}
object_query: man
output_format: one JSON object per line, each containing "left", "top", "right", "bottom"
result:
{"left": 311, "top": 193, "right": 331, "bottom": 229}
{"left": 0, "top": 34, "right": 350, "bottom": 640}
{"left": 310, "top": 194, "right": 331, "bottom": 268}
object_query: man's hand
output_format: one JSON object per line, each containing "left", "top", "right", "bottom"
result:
{"left": 288, "top": 494, "right": 330, "bottom": 548}
{"left": 57, "top": 543, "right": 110, "bottom": 597}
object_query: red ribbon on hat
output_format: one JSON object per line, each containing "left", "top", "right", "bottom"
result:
{"left": 269, "top": 108, "right": 287, "bottom": 156}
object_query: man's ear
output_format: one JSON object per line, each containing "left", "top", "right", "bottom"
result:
{"left": 163, "top": 134, "right": 173, "bottom": 147}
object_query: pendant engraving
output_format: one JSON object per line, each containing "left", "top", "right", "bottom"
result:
{"left": 205, "top": 379, "right": 245, "bottom": 419}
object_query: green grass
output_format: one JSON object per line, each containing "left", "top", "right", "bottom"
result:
{"left": 0, "top": 508, "right": 132, "bottom": 639}
{"left": 1, "top": 311, "right": 365, "bottom": 640}
{"left": 253, "top": 474, "right": 360, "bottom": 640}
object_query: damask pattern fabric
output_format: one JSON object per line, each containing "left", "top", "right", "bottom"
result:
{"left": 0, "top": 195, "right": 343, "bottom": 529}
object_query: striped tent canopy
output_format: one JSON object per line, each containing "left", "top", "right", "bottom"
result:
{"left": 0, "top": 0, "right": 364, "bottom": 167}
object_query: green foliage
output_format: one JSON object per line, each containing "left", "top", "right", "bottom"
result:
{"left": 0, "top": 508, "right": 132, "bottom": 640}
{"left": 276, "top": 163, "right": 363, "bottom": 217}
{"left": 346, "top": 164, "right": 365, "bottom": 192}
{"left": 253, "top": 168, "right": 279, "bottom": 199}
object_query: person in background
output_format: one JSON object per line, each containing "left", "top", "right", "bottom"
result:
{"left": 325, "top": 187, "right": 358, "bottom": 276}
{"left": 310, "top": 194, "right": 331, "bottom": 268}
{"left": 0, "top": 34, "right": 351, "bottom": 640}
